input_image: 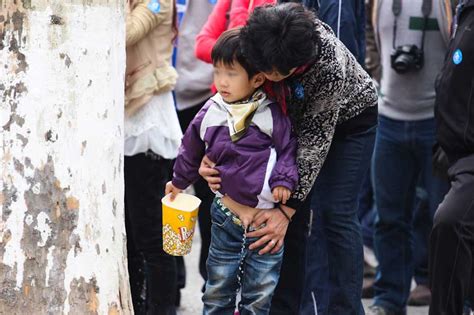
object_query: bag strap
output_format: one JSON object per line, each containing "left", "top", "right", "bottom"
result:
{"left": 391, "top": 0, "right": 433, "bottom": 50}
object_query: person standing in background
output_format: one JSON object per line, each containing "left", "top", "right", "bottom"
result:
{"left": 173, "top": 0, "right": 216, "bottom": 289}
{"left": 124, "top": 1, "right": 183, "bottom": 314}
{"left": 429, "top": 1, "right": 474, "bottom": 314}
{"left": 367, "top": 0, "right": 454, "bottom": 314}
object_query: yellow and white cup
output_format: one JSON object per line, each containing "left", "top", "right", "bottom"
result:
{"left": 162, "top": 193, "right": 201, "bottom": 256}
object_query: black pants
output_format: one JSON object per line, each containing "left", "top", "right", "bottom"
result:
{"left": 178, "top": 104, "right": 214, "bottom": 285}
{"left": 125, "top": 153, "right": 177, "bottom": 315}
{"left": 270, "top": 198, "right": 311, "bottom": 315}
{"left": 429, "top": 154, "right": 474, "bottom": 315}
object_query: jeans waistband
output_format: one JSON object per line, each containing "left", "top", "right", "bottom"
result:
{"left": 214, "top": 198, "right": 263, "bottom": 232}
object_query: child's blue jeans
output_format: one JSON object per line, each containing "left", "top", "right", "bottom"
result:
{"left": 202, "top": 199, "right": 284, "bottom": 315}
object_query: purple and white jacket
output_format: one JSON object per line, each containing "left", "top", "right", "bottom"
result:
{"left": 172, "top": 92, "right": 298, "bottom": 209}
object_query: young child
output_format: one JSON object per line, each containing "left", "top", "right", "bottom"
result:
{"left": 165, "top": 28, "right": 298, "bottom": 314}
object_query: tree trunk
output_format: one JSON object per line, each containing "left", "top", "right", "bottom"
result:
{"left": 0, "top": 1, "right": 132, "bottom": 314}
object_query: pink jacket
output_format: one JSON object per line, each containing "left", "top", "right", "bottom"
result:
{"left": 195, "top": 0, "right": 276, "bottom": 64}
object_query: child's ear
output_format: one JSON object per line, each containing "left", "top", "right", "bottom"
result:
{"left": 251, "top": 73, "right": 266, "bottom": 89}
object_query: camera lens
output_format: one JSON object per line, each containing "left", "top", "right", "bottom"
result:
{"left": 393, "top": 54, "right": 415, "bottom": 74}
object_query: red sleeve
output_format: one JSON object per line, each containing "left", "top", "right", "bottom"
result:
{"left": 228, "top": 0, "right": 276, "bottom": 29}
{"left": 195, "top": 0, "right": 232, "bottom": 64}
{"left": 227, "top": 0, "right": 250, "bottom": 29}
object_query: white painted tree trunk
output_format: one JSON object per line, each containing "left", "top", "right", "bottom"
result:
{"left": 0, "top": 1, "right": 133, "bottom": 314}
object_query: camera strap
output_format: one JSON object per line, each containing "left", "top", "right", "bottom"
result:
{"left": 391, "top": 0, "right": 433, "bottom": 50}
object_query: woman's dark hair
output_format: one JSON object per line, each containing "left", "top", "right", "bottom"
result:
{"left": 211, "top": 28, "right": 259, "bottom": 78}
{"left": 240, "top": 3, "right": 320, "bottom": 75}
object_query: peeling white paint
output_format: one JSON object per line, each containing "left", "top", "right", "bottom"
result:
{"left": 25, "top": 215, "right": 34, "bottom": 226}
{"left": 45, "top": 245, "right": 55, "bottom": 286}
{"left": 34, "top": 212, "right": 51, "bottom": 247}
{"left": 31, "top": 183, "right": 41, "bottom": 194}
{"left": 1, "top": 1, "right": 131, "bottom": 313}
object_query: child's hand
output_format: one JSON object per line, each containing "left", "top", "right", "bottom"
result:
{"left": 272, "top": 186, "right": 291, "bottom": 204}
{"left": 165, "top": 181, "right": 182, "bottom": 201}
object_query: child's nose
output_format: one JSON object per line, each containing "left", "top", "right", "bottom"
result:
{"left": 220, "top": 79, "right": 229, "bottom": 88}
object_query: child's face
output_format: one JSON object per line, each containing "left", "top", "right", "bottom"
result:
{"left": 213, "top": 61, "right": 265, "bottom": 103}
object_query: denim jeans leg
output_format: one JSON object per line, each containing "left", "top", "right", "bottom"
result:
{"left": 358, "top": 167, "right": 376, "bottom": 249}
{"left": 203, "top": 203, "right": 243, "bottom": 315}
{"left": 302, "top": 124, "right": 376, "bottom": 315}
{"left": 373, "top": 117, "right": 418, "bottom": 313}
{"left": 240, "top": 237, "right": 284, "bottom": 315}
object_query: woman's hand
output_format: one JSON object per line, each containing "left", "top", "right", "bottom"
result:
{"left": 198, "top": 155, "right": 221, "bottom": 191}
{"left": 246, "top": 205, "right": 296, "bottom": 255}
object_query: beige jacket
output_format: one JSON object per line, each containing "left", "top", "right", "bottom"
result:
{"left": 125, "top": 0, "right": 178, "bottom": 116}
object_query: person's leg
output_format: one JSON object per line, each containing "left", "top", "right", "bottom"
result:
{"left": 410, "top": 119, "right": 450, "bottom": 305}
{"left": 175, "top": 256, "right": 185, "bottom": 307}
{"left": 125, "top": 153, "right": 177, "bottom": 315}
{"left": 300, "top": 205, "right": 329, "bottom": 315}
{"left": 412, "top": 186, "right": 430, "bottom": 287}
{"left": 359, "top": 167, "right": 376, "bottom": 250}
{"left": 202, "top": 201, "right": 243, "bottom": 314}
{"left": 270, "top": 199, "right": 311, "bottom": 315}
{"left": 303, "top": 124, "right": 376, "bottom": 315}
{"left": 194, "top": 177, "right": 213, "bottom": 284}
{"left": 429, "top": 155, "right": 474, "bottom": 315}
{"left": 125, "top": 202, "right": 146, "bottom": 314}
{"left": 240, "top": 236, "right": 284, "bottom": 315}
{"left": 372, "top": 116, "right": 420, "bottom": 314}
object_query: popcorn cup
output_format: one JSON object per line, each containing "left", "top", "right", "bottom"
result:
{"left": 162, "top": 193, "right": 201, "bottom": 256}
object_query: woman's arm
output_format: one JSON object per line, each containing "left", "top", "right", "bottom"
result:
{"left": 126, "top": 0, "right": 173, "bottom": 47}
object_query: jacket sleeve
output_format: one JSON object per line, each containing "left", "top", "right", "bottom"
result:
{"left": 365, "top": 0, "right": 381, "bottom": 82}
{"left": 228, "top": 0, "right": 250, "bottom": 29}
{"left": 285, "top": 106, "right": 340, "bottom": 210}
{"left": 195, "top": 0, "right": 232, "bottom": 63}
{"left": 171, "top": 102, "right": 211, "bottom": 190}
{"left": 228, "top": 0, "right": 276, "bottom": 29}
{"left": 268, "top": 104, "right": 299, "bottom": 192}
{"left": 126, "top": 0, "right": 173, "bottom": 47}
{"left": 318, "top": 0, "right": 366, "bottom": 64}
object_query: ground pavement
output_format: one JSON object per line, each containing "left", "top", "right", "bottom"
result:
{"left": 178, "top": 226, "right": 429, "bottom": 315}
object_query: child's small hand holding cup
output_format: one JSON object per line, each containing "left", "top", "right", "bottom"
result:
{"left": 165, "top": 181, "right": 182, "bottom": 201}
{"left": 272, "top": 186, "right": 291, "bottom": 204}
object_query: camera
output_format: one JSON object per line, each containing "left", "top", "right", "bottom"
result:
{"left": 390, "top": 45, "right": 424, "bottom": 74}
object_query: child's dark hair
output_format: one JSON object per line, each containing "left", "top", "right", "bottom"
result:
{"left": 211, "top": 28, "right": 259, "bottom": 78}
{"left": 240, "top": 3, "right": 320, "bottom": 75}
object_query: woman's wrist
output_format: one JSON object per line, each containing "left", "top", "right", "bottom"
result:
{"left": 278, "top": 204, "right": 295, "bottom": 222}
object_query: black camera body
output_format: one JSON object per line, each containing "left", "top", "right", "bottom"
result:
{"left": 390, "top": 45, "right": 424, "bottom": 74}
